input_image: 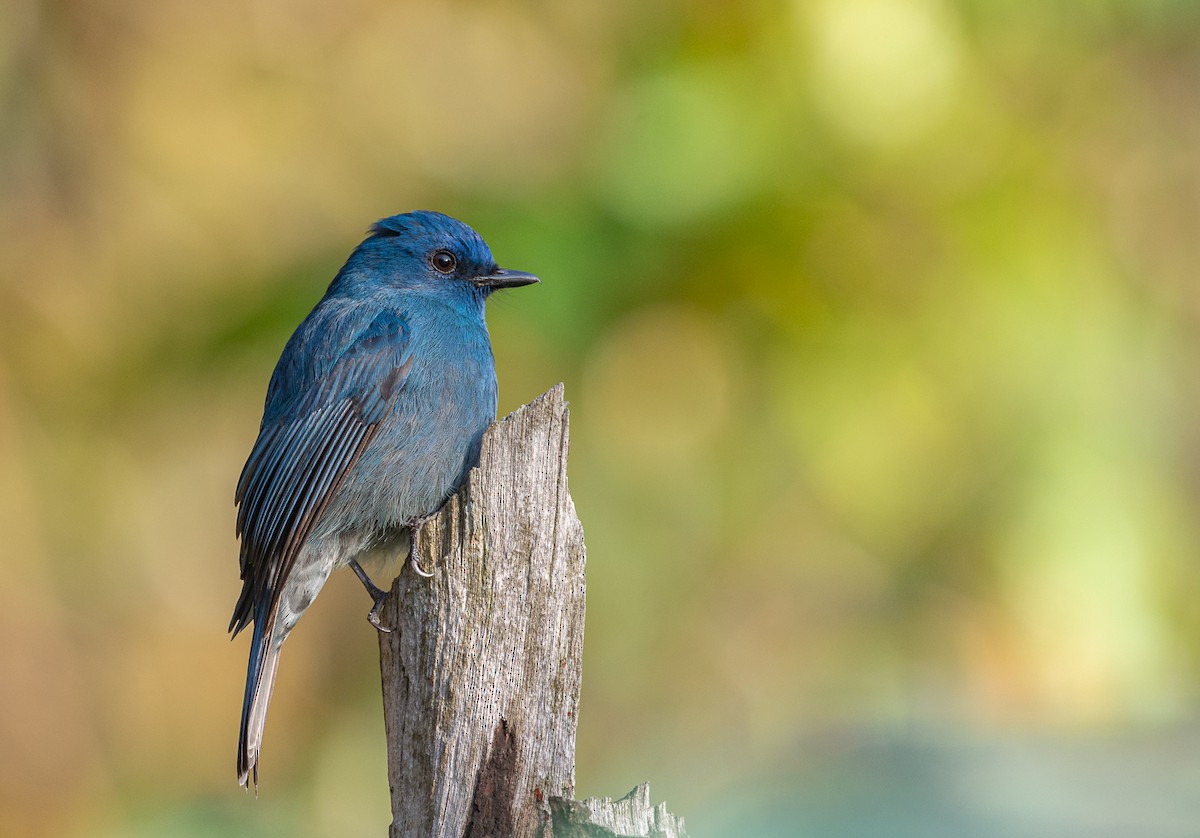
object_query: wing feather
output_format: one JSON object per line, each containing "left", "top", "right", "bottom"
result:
{"left": 229, "top": 311, "right": 412, "bottom": 637}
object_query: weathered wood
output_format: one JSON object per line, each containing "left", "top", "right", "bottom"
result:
{"left": 378, "top": 384, "right": 587, "bottom": 837}
{"left": 549, "top": 785, "right": 689, "bottom": 838}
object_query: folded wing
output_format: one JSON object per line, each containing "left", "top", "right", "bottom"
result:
{"left": 230, "top": 309, "right": 414, "bottom": 637}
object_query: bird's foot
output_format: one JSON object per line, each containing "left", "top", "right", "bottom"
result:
{"left": 349, "top": 559, "right": 392, "bottom": 633}
{"left": 408, "top": 548, "right": 434, "bottom": 578}
{"left": 366, "top": 589, "right": 390, "bottom": 632}
{"left": 407, "top": 515, "right": 436, "bottom": 578}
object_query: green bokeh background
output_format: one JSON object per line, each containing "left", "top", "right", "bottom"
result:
{"left": 2, "top": 1, "right": 1199, "bottom": 835}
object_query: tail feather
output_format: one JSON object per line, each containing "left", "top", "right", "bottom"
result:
{"left": 237, "top": 609, "right": 284, "bottom": 791}
{"left": 233, "top": 550, "right": 337, "bottom": 789}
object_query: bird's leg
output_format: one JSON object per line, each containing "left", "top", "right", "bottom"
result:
{"left": 349, "top": 559, "right": 392, "bottom": 632}
{"left": 406, "top": 514, "right": 436, "bottom": 578}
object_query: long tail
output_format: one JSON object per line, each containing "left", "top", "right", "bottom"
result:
{"left": 237, "top": 607, "right": 284, "bottom": 791}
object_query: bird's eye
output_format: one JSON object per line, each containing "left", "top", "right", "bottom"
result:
{"left": 431, "top": 250, "right": 457, "bottom": 274}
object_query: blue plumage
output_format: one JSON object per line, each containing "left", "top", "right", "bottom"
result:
{"left": 229, "top": 211, "right": 538, "bottom": 788}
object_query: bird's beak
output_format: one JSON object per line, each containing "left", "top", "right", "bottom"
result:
{"left": 473, "top": 268, "right": 540, "bottom": 289}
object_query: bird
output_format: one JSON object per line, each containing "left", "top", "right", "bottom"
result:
{"left": 228, "top": 210, "right": 538, "bottom": 790}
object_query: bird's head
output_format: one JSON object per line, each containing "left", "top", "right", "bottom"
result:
{"left": 332, "top": 211, "right": 539, "bottom": 304}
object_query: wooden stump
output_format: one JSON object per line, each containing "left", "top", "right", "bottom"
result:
{"left": 378, "top": 384, "right": 686, "bottom": 837}
{"left": 378, "top": 385, "right": 586, "bottom": 837}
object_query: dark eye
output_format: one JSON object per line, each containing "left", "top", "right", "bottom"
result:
{"left": 431, "top": 250, "right": 457, "bottom": 274}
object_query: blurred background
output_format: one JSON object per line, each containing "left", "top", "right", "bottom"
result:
{"left": 2, "top": 0, "right": 1199, "bottom": 835}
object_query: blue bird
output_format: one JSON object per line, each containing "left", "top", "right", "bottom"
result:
{"left": 229, "top": 211, "right": 538, "bottom": 789}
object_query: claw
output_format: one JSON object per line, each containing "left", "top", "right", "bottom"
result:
{"left": 407, "top": 537, "right": 434, "bottom": 578}
{"left": 350, "top": 559, "right": 392, "bottom": 633}
{"left": 367, "top": 594, "right": 391, "bottom": 633}
{"left": 407, "top": 516, "right": 435, "bottom": 578}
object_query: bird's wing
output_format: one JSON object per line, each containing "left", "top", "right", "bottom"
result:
{"left": 228, "top": 309, "right": 414, "bottom": 637}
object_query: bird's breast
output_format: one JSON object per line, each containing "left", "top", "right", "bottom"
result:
{"left": 320, "top": 311, "right": 497, "bottom": 536}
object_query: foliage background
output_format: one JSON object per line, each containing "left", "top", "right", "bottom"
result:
{"left": 2, "top": 1, "right": 1199, "bottom": 835}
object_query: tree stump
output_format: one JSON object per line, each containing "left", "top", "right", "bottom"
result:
{"left": 378, "top": 384, "right": 685, "bottom": 837}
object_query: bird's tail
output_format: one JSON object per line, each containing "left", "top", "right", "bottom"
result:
{"left": 237, "top": 607, "right": 284, "bottom": 791}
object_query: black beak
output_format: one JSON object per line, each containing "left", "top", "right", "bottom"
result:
{"left": 473, "top": 268, "right": 540, "bottom": 289}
